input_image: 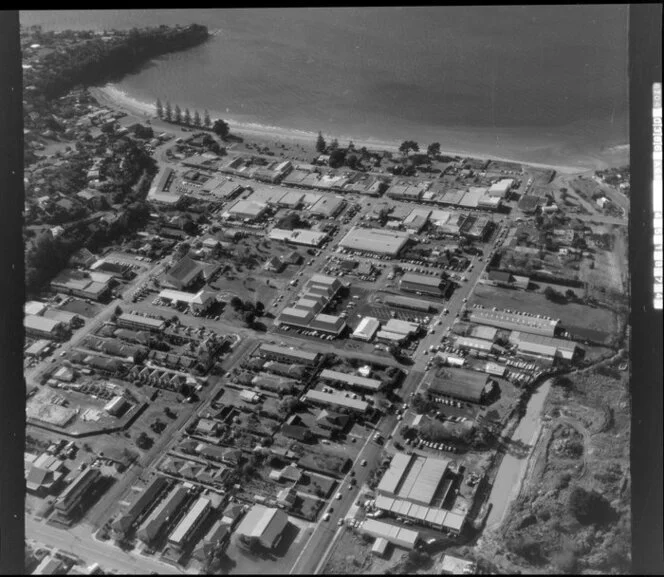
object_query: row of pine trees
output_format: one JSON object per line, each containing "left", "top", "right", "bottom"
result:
{"left": 155, "top": 98, "right": 211, "bottom": 128}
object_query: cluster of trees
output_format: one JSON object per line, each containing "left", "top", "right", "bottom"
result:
{"left": 543, "top": 286, "right": 580, "bottom": 304}
{"left": 24, "top": 24, "right": 210, "bottom": 100}
{"left": 156, "top": 99, "right": 230, "bottom": 140}
{"left": 229, "top": 296, "right": 265, "bottom": 326}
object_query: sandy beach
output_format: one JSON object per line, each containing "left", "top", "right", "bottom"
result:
{"left": 91, "top": 84, "right": 600, "bottom": 175}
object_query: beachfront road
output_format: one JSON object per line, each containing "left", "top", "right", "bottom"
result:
{"left": 26, "top": 517, "right": 185, "bottom": 575}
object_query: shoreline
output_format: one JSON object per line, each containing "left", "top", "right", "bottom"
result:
{"left": 91, "top": 84, "right": 616, "bottom": 175}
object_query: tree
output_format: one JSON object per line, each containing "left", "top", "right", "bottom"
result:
{"left": 347, "top": 140, "right": 355, "bottom": 151}
{"left": 329, "top": 138, "right": 339, "bottom": 151}
{"left": 164, "top": 101, "right": 172, "bottom": 122}
{"left": 212, "top": 119, "right": 230, "bottom": 139}
{"left": 568, "top": 486, "right": 614, "bottom": 525}
{"left": 329, "top": 149, "right": 346, "bottom": 169}
{"left": 243, "top": 311, "right": 256, "bottom": 327}
{"left": 544, "top": 286, "right": 565, "bottom": 303}
{"left": 279, "top": 395, "right": 299, "bottom": 414}
{"left": 255, "top": 301, "right": 265, "bottom": 315}
{"left": 399, "top": 140, "right": 419, "bottom": 157}
{"left": 315, "top": 131, "right": 326, "bottom": 153}
{"left": 203, "top": 110, "right": 211, "bottom": 128}
{"left": 230, "top": 296, "right": 243, "bottom": 310}
{"left": 183, "top": 108, "right": 192, "bottom": 125}
{"left": 427, "top": 142, "right": 441, "bottom": 158}
{"left": 174, "top": 104, "right": 182, "bottom": 124}
{"left": 155, "top": 98, "right": 163, "bottom": 119}
{"left": 346, "top": 153, "right": 358, "bottom": 170}
{"left": 193, "top": 110, "right": 201, "bottom": 127}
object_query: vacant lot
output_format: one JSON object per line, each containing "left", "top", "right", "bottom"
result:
{"left": 323, "top": 529, "right": 404, "bottom": 574}
{"left": 471, "top": 285, "right": 617, "bottom": 345}
{"left": 59, "top": 298, "right": 105, "bottom": 318}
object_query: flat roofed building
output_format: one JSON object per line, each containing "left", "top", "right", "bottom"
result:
{"left": 309, "top": 313, "right": 346, "bottom": 335}
{"left": 478, "top": 195, "right": 502, "bottom": 210}
{"left": 32, "top": 555, "right": 63, "bottom": 575}
{"left": 352, "top": 317, "right": 381, "bottom": 341}
{"left": 278, "top": 191, "right": 305, "bottom": 208}
{"left": 168, "top": 496, "right": 211, "bottom": 550}
{"left": 227, "top": 200, "right": 268, "bottom": 220}
{"left": 55, "top": 468, "right": 101, "bottom": 516}
{"left": 25, "top": 339, "right": 51, "bottom": 357}
{"left": 469, "top": 308, "right": 559, "bottom": 337}
{"left": 158, "top": 289, "right": 217, "bottom": 313}
{"left": 117, "top": 313, "right": 165, "bottom": 332}
{"left": 51, "top": 269, "right": 111, "bottom": 301}
{"left": 235, "top": 505, "right": 289, "bottom": 549}
{"left": 304, "top": 389, "right": 369, "bottom": 413}
{"left": 89, "top": 259, "right": 132, "bottom": 279}
{"left": 360, "top": 518, "right": 420, "bottom": 550}
{"left": 137, "top": 484, "right": 189, "bottom": 544}
{"left": 320, "top": 369, "right": 383, "bottom": 392}
{"left": 375, "top": 330, "right": 407, "bottom": 343}
{"left": 469, "top": 325, "right": 498, "bottom": 341}
{"left": 384, "top": 294, "right": 435, "bottom": 312}
{"left": 104, "top": 395, "right": 128, "bottom": 416}
{"left": 278, "top": 307, "right": 315, "bottom": 326}
{"left": 512, "top": 331, "right": 578, "bottom": 360}
{"left": 400, "top": 272, "right": 451, "bottom": 297}
{"left": 339, "top": 226, "right": 410, "bottom": 257}
{"left": 25, "top": 301, "right": 48, "bottom": 316}
{"left": 309, "top": 195, "right": 346, "bottom": 218}
{"left": 484, "top": 362, "right": 507, "bottom": 377}
{"left": 258, "top": 344, "right": 320, "bottom": 365}
{"left": 455, "top": 336, "right": 495, "bottom": 352}
{"left": 383, "top": 318, "right": 420, "bottom": 336}
{"left": 269, "top": 228, "right": 328, "bottom": 247}
{"left": 25, "top": 315, "right": 65, "bottom": 340}
{"left": 488, "top": 178, "right": 514, "bottom": 198}
{"left": 427, "top": 367, "right": 490, "bottom": 404}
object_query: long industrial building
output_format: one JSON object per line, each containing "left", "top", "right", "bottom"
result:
{"left": 257, "top": 344, "right": 320, "bottom": 366}
{"left": 117, "top": 313, "right": 166, "bottom": 332}
{"left": 235, "top": 505, "right": 289, "bottom": 550}
{"left": 511, "top": 331, "right": 579, "bottom": 361}
{"left": 112, "top": 476, "right": 171, "bottom": 537}
{"left": 468, "top": 308, "right": 559, "bottom": 337}
{"left": 168, "top": 496, "right": 212, "bottom": 550}
{"left": 137, "top": 484, "right": 190, "bottom": 544}
{"left": 400, "top": 272, "right": 453, "bottom": 298}
{"left": 339, "top": 227, "right": 410, "bottom": 257}
{"left": 24, "top": 315, "right": 66, "bottom": 340}
{"left": 374, "top": 452, "right": 465, "bottom": 534}
{"left": 359, "top": 519, "right": 420, "bottom": 550}
{"left": 384, "top": 294, "right": 436, "bottom": 312}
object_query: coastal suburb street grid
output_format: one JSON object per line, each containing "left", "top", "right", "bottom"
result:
{"left": 20, "top": 13, "right": 632, "bottom": 576}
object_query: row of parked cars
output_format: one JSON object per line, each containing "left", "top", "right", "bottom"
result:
{"left": 417, "top": 438, "right": 458, "bottom": 453}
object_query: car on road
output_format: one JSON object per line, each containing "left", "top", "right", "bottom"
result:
{"left": 323, "top": 512, "right": 331, "bottom": 521}
{"left": 361, "top": 459, "right": 368, "bottom": 466}
{"left": 336, "top": 492, "right": 342, "bottom": 500}
{"left": 337, "top": 518, "right": 344, "bottom": 526}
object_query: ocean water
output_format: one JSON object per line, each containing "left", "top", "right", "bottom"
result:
{"left": 21, "top": 7, "right": 629, "bottom": 167}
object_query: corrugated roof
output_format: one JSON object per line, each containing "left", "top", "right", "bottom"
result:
{"left": 377, "top": 452, "right": 413, "bottom": 495}
{"left": 169, "top": 496, "right": 211, "bottom": 545}
{"left": 340, "top": 226, "right": 410, "bottom": 256}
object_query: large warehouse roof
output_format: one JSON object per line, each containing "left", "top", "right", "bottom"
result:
{"left": 360, "top": 518, "right": 419, "bottom": 550}
{"left": 469, "top": 308, "right": 559, "bottom": 336}
{"left": 428, "top": 367, "right": 490, "bottom": 403}
{"left": 400, "top": 272, "right": 444, "bottom": 288}
{"left": 339, "top": 227, "right": 410, "bottom": 256}
{"left": 455, "top": 336, "right": 495, "bottom": 351}
{"left": 377, "top": 453, "right": 450, "bottom": 506}
{"left": 25, "top": 315, "right": 62, "bottom": 334}
{"left": 352, "top": 316, "right": 381, "bottom": 340}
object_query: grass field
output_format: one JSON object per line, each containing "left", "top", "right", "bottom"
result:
{"left": 470, "top": 285, "right": 617, "bottom": 345}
